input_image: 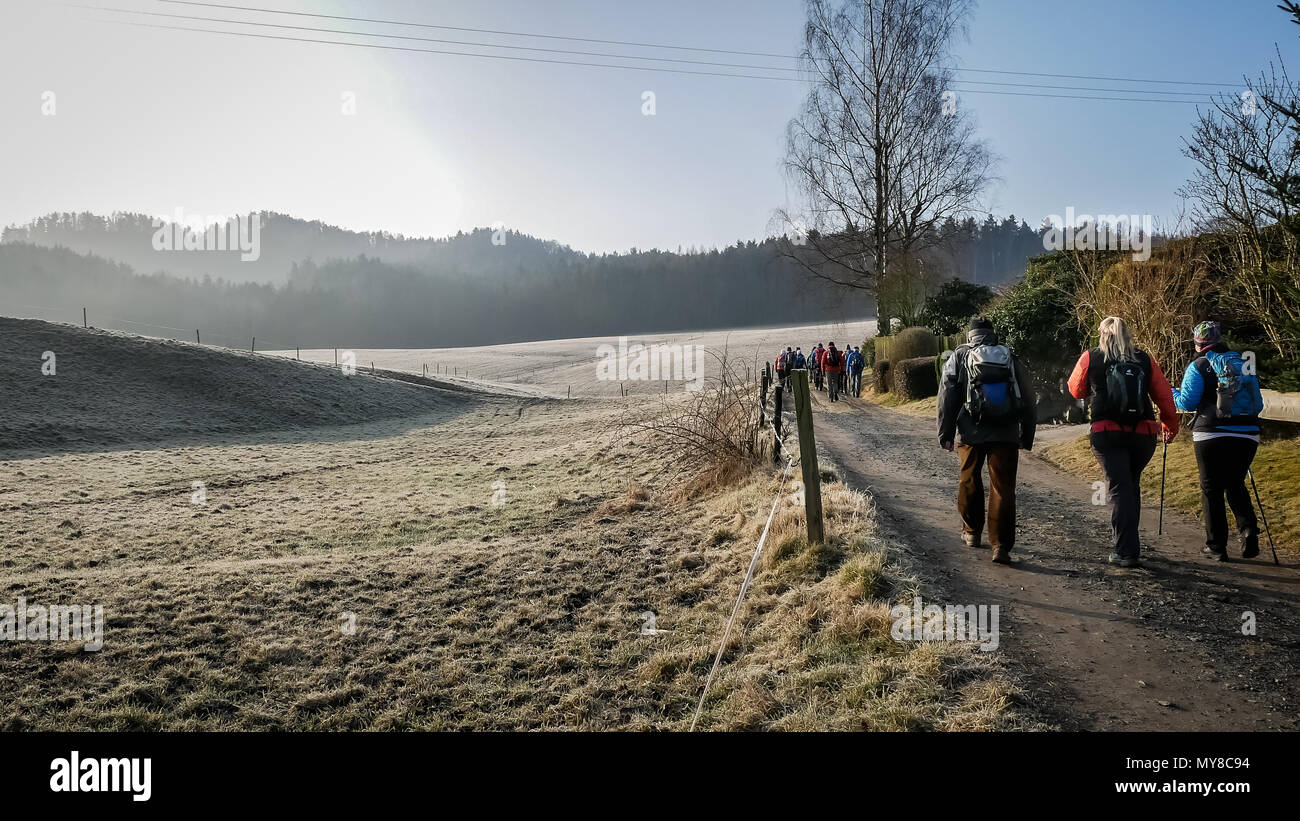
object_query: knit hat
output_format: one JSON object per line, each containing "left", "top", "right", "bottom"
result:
{"left": 1193, "top": 320, "right": 1221, "bottom": 347}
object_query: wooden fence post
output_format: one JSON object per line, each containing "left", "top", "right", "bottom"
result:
{"left": 791, "top": 369, "right": 824, "bottom": 544}
{"left": 772, "top": 384, "right": 783, "bottom": 463}
{"left": 83, "top": 308, "right": 87, "bottom": 328}
{"left": 196, "top": 330, "right": 200, "bottom": 344}
{"left": 759, "top": 370, "right": 770, "bottom": 428}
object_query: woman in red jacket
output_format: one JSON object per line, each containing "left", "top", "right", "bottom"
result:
{"left": 822, "top": 342, "right": 845, "bottom": 401}
{"left": 1067, "top": 316, "right": 1179, "bottom": 568}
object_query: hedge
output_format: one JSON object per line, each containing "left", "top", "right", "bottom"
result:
{"left": 894, "top": 356, "right": 940, "bottom": 400}
{"left": 873, "top": 328, "right": 965, "bottom": 365}
{"left": 873, "top": 360, "right": 891, "bottom": 393}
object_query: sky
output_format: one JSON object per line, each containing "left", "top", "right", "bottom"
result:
{"left": 0, "top": 0, "right": 1294, "bottom": 253}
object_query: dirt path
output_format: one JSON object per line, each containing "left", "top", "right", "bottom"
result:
{"left": 804, "top": 391, "right": 1300, "bottom": 730}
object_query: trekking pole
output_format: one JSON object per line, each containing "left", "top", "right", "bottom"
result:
{"left": 1247, "top": 468, "right": 1280, "bottom": 566}
{"left": 1158, "top": 439, "right": 1168, "bottom": 536}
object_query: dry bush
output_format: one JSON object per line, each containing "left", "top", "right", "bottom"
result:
{"left": 617, "top": 348, "right": 766, "bottom": 480}
{"left": 1071, "top": 241, "right": 1210, "bottom": 370}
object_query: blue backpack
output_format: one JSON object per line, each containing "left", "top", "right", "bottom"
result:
{"left": 964, "top": 344, "right": 1020, "bottom": 422}
{"left": 1204, "top": 350, "right": 1263, "bottom": 419}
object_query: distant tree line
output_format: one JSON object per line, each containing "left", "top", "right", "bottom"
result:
{"left": 1, "top": 211, "right": 1053, "bottom": 348}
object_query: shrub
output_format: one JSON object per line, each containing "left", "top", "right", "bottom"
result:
{"left": 894, "top": 356, "right": 939, "bottom": 400}
{"left": 988, "top": 253, "right": 1086, "bottom": 405}
{"left": 861, "top": 337, "right": 876, "bottom": 367}
{"left": 891, "top": 327, "right": 941, "bottom": 362}
{"left": 919, "top": 278, "right": 995, "bottom": 335}
{"left": 873, "top": 360, "right": 891, "bottom": 393}
{"left": 618, "top": 350, "right": 765, "bottom": 478}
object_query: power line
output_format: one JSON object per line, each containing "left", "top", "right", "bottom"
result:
{"left": 153, "top": 0, "right": 799, "bottom": 59}
{"left": 82, "top": 4, "right": 1229, "bottom": 98}
{"left": 950, "top": 78, "right": 1215, "bottom": 97}
{"left": 951, "top": 87, "right": 1201, "bottom": 103}
{"left": 147, "top": 0, "right": 1245, "bottom": 88}
{"left": 77, "top": 4, "right": 806, "bottom": 74}
{"left": 98, "top": 19, "right": 806, "bottom": 81}
{"left": 952, "top": 66, "right": 1243, "bottom": 88}
{"left": 97, "top": 19, "right": 1211, "bottom": 102}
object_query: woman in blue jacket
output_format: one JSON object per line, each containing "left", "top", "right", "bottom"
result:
{"left": 1172, "top": 321, "right": 1266, "bottom": 562}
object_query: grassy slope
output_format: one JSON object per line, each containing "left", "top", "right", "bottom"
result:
{"left": 1042, "top": 432, "right": 1300, "bottom": 556}
{"left": 861, "top": 384, "right": 939, "bottom": 418}
{"left": 0, "top": 321, "right": 1039, "bottom": 730}
{"left": 0, "top": 317, "right": 478, "bottom": 454}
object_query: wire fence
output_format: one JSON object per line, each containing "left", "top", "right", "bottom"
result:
{"left": 4, "top": 303, "right": 740, "bottom": 396}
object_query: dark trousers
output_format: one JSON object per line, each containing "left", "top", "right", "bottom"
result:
{"left": 828, "top": 371, "right": 840, "bottom": 400}
{"left": 1089, "top": 431, "right": 1157, "bottom": 559}
{"left": 1193, "top": 437, "right": 1259, "bottom": 552}
{"left": 958, "top": 443, "right": 1019, "bottom": 550}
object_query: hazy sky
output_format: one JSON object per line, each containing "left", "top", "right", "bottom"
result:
{"left": 1, "top": 0, "right": 1293, "bottom": 253}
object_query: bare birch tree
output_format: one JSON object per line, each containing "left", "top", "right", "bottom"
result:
{"left": 778, "top": 0, "right": 993, "bottom": 321}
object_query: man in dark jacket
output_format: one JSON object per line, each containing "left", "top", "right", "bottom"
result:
{"left": 938, "top": 317, "right": 1037, "bottom": 564}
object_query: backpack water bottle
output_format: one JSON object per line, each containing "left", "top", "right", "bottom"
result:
{"left": 1207, "top": 351, "right": 1259, "bottom": 419}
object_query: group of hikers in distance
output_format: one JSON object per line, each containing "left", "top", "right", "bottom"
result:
{"left": 773, "top": 342, "right": 866, "bottom": 401}
{"left": 938, "top": 315, "right": 1269, "bottom": 568}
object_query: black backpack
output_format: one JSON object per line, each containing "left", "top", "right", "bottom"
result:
{"left": 1099, "top": 357, "right": 1148, "bottom": 428}
{"left": 825, "top": 348, "right": 841, "bottom": 367}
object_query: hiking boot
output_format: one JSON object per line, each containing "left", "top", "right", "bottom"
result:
{"left": 991, "top": 547, "right": 1011, "bottom": 564}
{"left": 1201, "top": 545, "right": 1229, "bottom": 562}
{"left": 1241, "top": 531, "right": 1260, "bottom": 559}
{"left": 1108, "top": 552, "right": 1141, "bottom": 568}
{"left": 961, "top": 532, "right": 981, "bottom": 549}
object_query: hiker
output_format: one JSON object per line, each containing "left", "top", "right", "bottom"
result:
{"left": 849, "top": 345, "right": 865, "bottom": 397}
{"left": 813, "top": 343, "right": 826, "bottom": 390}
{"left": 844, "top": 346, "right": 859, "bottom": 396}
{"left": 1067, "top": 316, "right": 1179, "bottom": 568}
{"left": 793, "top": 347, "right": 807, "bottom": 371}
{"left": 938, "top": 317, "right": 1037, "bottom": 564}
{"left": 775, "top": 347, "right": 790, "bottom": 390}
{"left": 1172, "top": 321, "right": 1265, "bottom": 562}
{"left": 823, "top": 342, "right": 845, "bottom": 401}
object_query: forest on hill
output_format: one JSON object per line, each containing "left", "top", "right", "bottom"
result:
{"left": 1, "top": 211, "right": 1052, "bottom": 348}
